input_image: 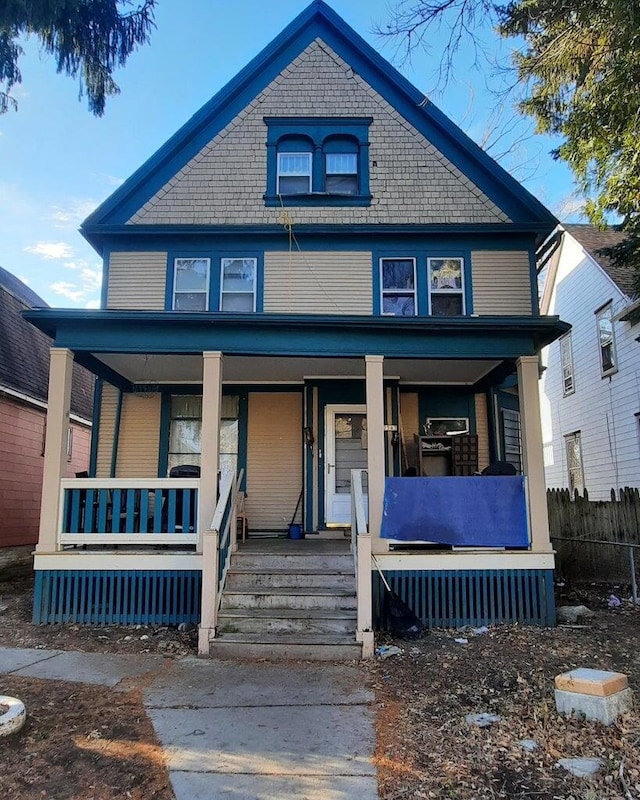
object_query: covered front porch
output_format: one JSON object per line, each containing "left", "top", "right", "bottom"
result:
{"left": 26, "top": 310, "right": 566, "bottom": 656}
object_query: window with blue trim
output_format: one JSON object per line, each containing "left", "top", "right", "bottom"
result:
{"left": 377, "top": 254, "right": 469, "bottom": 317}
{"left": 265, "top": 117, "right": 372, "bottom": 206}
{"left": 428, "top": 257, "right": 465, "bottom": 316}
{"left": 173, "top": 258, "right": 210, "bottom": 311}
{"left": 171, "top": 256, "right": 259, "bottom": 312}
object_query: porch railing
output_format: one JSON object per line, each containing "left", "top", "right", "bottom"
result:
{"left": 351, "top": 468, "right": 374, "bottom": 657}
{"left": 58, "top": 478, "right": 200, "bottom": 547}
{"left": 199, "top": 468, "right": 244, "bottom": 654}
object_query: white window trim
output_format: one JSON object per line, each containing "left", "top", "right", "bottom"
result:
{"left": 219, "top": 257, "right": 257, "bottom": 313}
{"left": 379, "top": 257, "right": 417, "bottom": 316}
{"left": 502, "top": 408, "right": 522, "bottom": 473}
{"left": 564, "top": 430, "right": 584, "bottom": 494}
{"left": 595, "top": 302, "right": 617, "bottom": 377}
{"left": 173, "top": 257, "right": 210, "bottom": 311}
{"left": 277, "top": 151, "right": 312, "bottom": 195}
{"left": 559, "top": 332, "right": 575, "bottom": 396}
{"left": 427, "top": 257, "right": 466, "bottom": 316}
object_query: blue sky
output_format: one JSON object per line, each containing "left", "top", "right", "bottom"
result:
{"left": 0, "top": 0, "right": 581, "bottom": 309}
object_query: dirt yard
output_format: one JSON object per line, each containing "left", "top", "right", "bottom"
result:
{"left": 2, "top": 563, "right": 640, "bottom": 799}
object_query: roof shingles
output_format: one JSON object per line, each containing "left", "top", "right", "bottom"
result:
{"left": 564, "top": 224, "right": 637, "bottom": 297}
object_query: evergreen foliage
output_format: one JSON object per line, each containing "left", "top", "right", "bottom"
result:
{"left": 0, "top": 0, "right": 156, "bottom": 115}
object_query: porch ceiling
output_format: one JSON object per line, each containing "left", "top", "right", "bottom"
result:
{"left": 93, "top": 353, "right": 502, "bottom": 385}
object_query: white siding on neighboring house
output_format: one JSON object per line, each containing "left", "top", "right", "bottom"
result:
{"left": 264, "top": 251, "right": 372, "bottom": 314}
{"left": 471, "top": 251, "right": 533, "bottom": 315}
{"left": 246, "top": 393, "right": 302, "bottom": 530}
{"left": 540, "top": 234, "right": 640, "bottom": 498}
{"left": 107, "top": 252, "right": 167, "bottom": 310}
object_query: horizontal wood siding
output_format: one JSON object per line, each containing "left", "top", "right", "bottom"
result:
{"left": 116, "top": 394, "right": 161, "bottom": 478}
{"left": 95, "top": 384, "right": 118, "bottom": 478}
{"left": 471, "top": 251, "right": 532, "bottom": 315}
{"left": 400, "top": 392, "right": 420, "bottom": 472}
{"left": 264, "top": 251, "right": 372, "bottom": 314}
{"left": 475, "top": 393, "right": 491, "bottom": 472}
{"left": 107, "top": 252, "right": 167, "bottom": 310}
{"left": 246, "top": 392, "right": 302, "bottom": 530}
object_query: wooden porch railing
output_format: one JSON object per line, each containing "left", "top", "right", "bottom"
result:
{"left": 58, "top": 478, "right": 200, "bottom": 547}
{"left": 199, "top": 468, "right": 244, "bottom": 655}
{"left": 351, "top": 468, "right": 374, "bottom": 658}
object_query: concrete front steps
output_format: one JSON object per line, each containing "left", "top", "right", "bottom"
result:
{"left": 210, "top": 541, "right": 362, "bottom": 660}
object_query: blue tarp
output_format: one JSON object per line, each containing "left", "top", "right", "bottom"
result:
{"left": 381, "top": 476, "right": 529, "bottom": 547}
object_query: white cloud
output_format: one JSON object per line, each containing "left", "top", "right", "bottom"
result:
{"left": 50, "top": 199, "right": 98, "bottom": 227}
{"left": 18, "top": 275, "right": 29, "bottom": 284}
{"left": 80, "top": 267, "right": 102, "bottom": 292}
{"left": 25, "top": 241, "right": 74, "bottom": 260}
{"left": 85, "top": 299, "right": 100, "bottom": 309}
{"left": 92, "top": 172, "right": 125, "bottom": 188}
{"left": 50, "top": 281, "right": 85, "bottom": 302}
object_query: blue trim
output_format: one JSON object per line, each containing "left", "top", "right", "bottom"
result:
{"left": 111, "top": 389, "right": 123, "bottom": 477}
{"left": 100, "top": 248, "right": 110, "bottom": 308}
{"left": 529, "top": 248, "right": 540, "bottom": 314}
{"left": 33, "top": 570, "right": 202, "bottom": 625}
{"left": 80, "top": 1, "right": 556, "bottom": 235}
{"left": 237, "top": 390, "right": 248, "bottom": 493}
{"left": 304, "top": 384, "right": 314, "bottom": 532}
{"left": 24, "top": 309, "right": 569, "bottom": 359}
{"left": 158, "top": 392, "right": 171, "bottom": 477}
{"left": 165, "top": 250, "right": 264, "bottom": 312}
{"left": 373, "top": 568, "right": 555, "bottom": 628}
{"left": 74, "top": 352, "right": 132, "bottom": 392}
{"left": 264, "top": 195, "right": 371, "bottom": 207}
{"left": 89, "top": 379, "right": 102, "bottom": 477}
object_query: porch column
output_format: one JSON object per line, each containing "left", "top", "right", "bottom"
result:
{"left": 198, "top": 351, "right": 223, "bottom": 553}
{"left": 36, "top": 348, "right": 74, "bottom": 553}
{"left": 365, "top": 355, "right": 387, "bottom": 552}
{"left": 516, "top": 355, "right": 553, "bottom": 553}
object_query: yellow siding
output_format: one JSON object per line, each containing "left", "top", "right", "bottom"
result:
{"left": 246, "top": 393, "right": 302, "bottom": 530}
{"left": 116, "top": 393, "right": 161, "bottom": 477}
{"left": 95, "top": 384, "right": 118, "bottom": 478}
{"left": 264, "top": 251, "right": 372, "bottom": 314}
{"left": 399, "top": 392, "right": 420, "bottom": 473}
{"left": 475, "top": 393, "right": 491, "bottom": 471}
{"left": 107, "top": 252, "right": 167, "bottom": 310}
{"left": 471, "top": 251, "right": 532, "bottom": 315}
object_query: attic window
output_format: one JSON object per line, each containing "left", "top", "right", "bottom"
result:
{"left": 264, "top": 116, "right": 372, "bottom": 207}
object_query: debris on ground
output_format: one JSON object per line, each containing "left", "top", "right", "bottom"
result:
{"left": 472, "top": 626, "right": 490, "bottom": 635}
{"left": 608, "top": 594, "right": 622, "bottom": 608}
{"left": 465, "top": 712, "right": 501, "bottom": 727}
{"left": 376, "top": 645, "right": 403, "bottom": 659}
{"left": 557, "top": 757, "right": 605, "bottom": 778}
{"left": 556, "top": 604, "right": 596, "bottom": 623}
{"left": 454, "top": 637, "right": 469, "bottom": 645}
{"left": 517, "top": 738, "right": 538, "bottom": 752}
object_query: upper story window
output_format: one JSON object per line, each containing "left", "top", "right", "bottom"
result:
{"left": 380, "top": 258, "right": 416, "bottom": 316}
{"left": 559, "top": 332, "right": 574, "bottom": 395}
{"left": 264, "top": 117, "right": 372, "bottom": 206}
{"left": 276, "top": 136, "right": 312, "bottom": 195}
{"left": 220, "top": 258, "right": 257, "bottom": 312}
{"left": 564, "top": 430, "right": 584, "bottom": 494}
{"left": 428, "top": 258, "right": 465, "bottom": 316}
{"left": 596, "top": 302, "right": 617, "bottom": 376}
{"left": 173, "top": 258, "right": 209, "bottom": 311}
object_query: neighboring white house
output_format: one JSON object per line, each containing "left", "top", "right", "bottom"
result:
{"left": 539, "top": 224, "right": 640, "bottom": 498}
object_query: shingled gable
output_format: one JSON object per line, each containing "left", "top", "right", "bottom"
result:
{"left": 0, "top": 266, "right": 94, "bottom": 420}
{"left": 81, "top": 0, "right": 555, "bottom": 243}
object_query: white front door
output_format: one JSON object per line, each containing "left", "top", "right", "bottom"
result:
{"left": 324, "top": 404, "right": 369, "bottom": 525}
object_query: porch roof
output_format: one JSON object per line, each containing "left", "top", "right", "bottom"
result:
{"left": 23, "top": 309, "right": 568, "bottom": 389}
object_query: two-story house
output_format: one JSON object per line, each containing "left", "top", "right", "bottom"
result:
{"left": 540, "top": 224, "right": 639, "bottom": 498}
{"left": 0, "top": 266, "right": 93, "bottom": 568}
{"left": 26, "top": 1, "right": 567, "bottom": 657}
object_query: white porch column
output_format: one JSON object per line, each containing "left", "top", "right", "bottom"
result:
{"left": 36, "top": 348, "right": 74, "bottom": 554}
{"left": 517, "top": 355, "right": 553, "bottom": 553}
{"left": 198, "top": 351, "right": 223, "bottom": 553}
{"left": 365, "top": 355, "right": 387, "bottom": 552}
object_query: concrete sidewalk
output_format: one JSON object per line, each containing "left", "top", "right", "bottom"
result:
{"left": 0, "top": 647, "right": 378, "bottom": 800}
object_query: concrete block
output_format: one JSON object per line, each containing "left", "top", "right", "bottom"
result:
{"left": 555, "top": 687, "right": 633, "bottom": 726}
{"left": 555, "top": 668, "right": 628, "bottom": 697}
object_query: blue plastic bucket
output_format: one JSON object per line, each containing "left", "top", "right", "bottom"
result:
{"left": 288, "top": 523, "right": 304, "bottom": 540}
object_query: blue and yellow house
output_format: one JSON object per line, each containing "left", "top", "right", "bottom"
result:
{"left": 26, "top": 1, "right": 567, "bottom": 657}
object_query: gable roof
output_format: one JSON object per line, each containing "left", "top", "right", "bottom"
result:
{"left": 81, "top": 0, "right": 556, "bottom": 240}
{"left": 0, "top": 266, "right": 94, "bottom": 420}
{"left": 563, "top": 224, "right": 636, "bottom": 297}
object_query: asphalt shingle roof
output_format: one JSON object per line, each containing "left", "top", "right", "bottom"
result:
{"left": 564, "top": 224, "right": 637, "bottom": 297}
{"left": 0, "top": 266, "right": 94, "bottom": 420}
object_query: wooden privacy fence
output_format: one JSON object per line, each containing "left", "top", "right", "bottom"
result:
{"left": 547, "top": 487, "right": 640, "bottom": 588}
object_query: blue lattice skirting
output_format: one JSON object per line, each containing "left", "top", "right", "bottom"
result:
{"left": 33, "top": 570, "right": 202, "bottom": 625}
{"left": 373, "top": 569, "right": 555, "bottom": 629}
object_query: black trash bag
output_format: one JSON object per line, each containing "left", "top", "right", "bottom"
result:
{"left": 374, "top": 557, "right": 426, "bottom": 639}
{"left": 385, "top": 589, "right": 426, "bottom": 639}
